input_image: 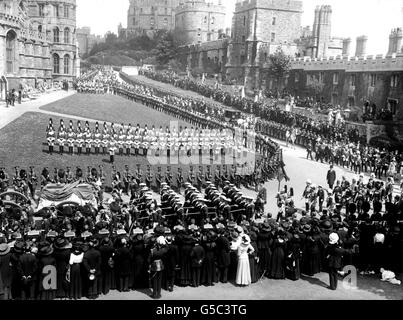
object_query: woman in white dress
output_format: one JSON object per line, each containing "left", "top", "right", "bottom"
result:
{"left": 236, "top": 234, "right": 255, "bottom": 286}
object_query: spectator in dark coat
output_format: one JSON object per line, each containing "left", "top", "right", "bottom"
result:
{"left": 83, "top": 238, "right": 101, "bottom": 299}
{"left": 164, "top": 235, "right": 179, "bottom": 292}
{"left": 99, "top": 237, "right": 116, "bottom": 295}
{"left": 19, "top": 244, "right": 38, "bottom": 300}
{"left": 326, "top": 165, "right": 337, "bottom": 189}
{"left": 53, "top": 238, "right": 72, "bottom": 299}
{"left": 0, "top": 243, "right": 12, "bottom": 300}
{"left": 190, "top": 237, "right": 205, "bottom": 287}
{"left": 215, "top": 228, "right": 230, "bottom": 283}
{"left": 114, "top": 238, "right": 131, "bottom": 292}
{"left": 201, "top": 232, "right": 216, "bottom": 286}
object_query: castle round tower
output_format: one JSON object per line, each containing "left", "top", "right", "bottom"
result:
{"left": 174, "top": 0, "right": 226, "bottom": 46}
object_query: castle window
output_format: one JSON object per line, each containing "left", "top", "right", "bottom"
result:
{"left": 370, "top": 74, "right": 376, "bottom": 87}
{"left": 38, "top": 4, "right": 45, "bottom": 17}
{"left": 133, "top": 18, "right": 136, "bottom": 25}
{"left": 319, "top": 72, "right": 324, "bottom": 84}
{"left": 350, "top": 74, "right": 356, "bottom": 87}
{"left": 64, "top": 28, "right": 70, "bottom": 44}
{"left": 6, "top": 31, "right": 16, "bottom": 74}
{"left": 212, "top": 17, "right": 215, "bottom": 24}
{"left": 333, "top": 73, "right": 339, "bottom": 85}
{"left": 272, "top": 17, "right": 276, "bottom": 25}
{"left": 165, "top": 8, "right": 168, "bottom": 15}
{"left": 242, "top": 35, "right": 245, "bottom": 42}
{"left": 164, "top": 17, "right": 168, "bottom": 26}
{"left": 391, "top": 75, "right": 398, "bottom": 88}
{"left": 53, "top": 53, "right": 60, "bottom": 74}
{"left": 54, "top": 4, "right": 60, "bottom": 18}
{"left": 295, "top": 73, "right": 299, "bottom": 83}
{"left": 64, "top": 5, "right": 70, "bottom": 18}
{"left": 38, "top": 25, "right": 42, "bottom": 33}
{"left": 53, "top": 27, "right": 60, "bottom": 43}
{"left": 270, "top": 33, "right": 275, "bottom": 43}
{"left": 243, "top": 16, "right": 246, "bottom": 26}
{"left": 204, "top": 16, "right": 207, "bottom": 24}
{"left": 64, "top": 55, "right": 70, "bottom": 74}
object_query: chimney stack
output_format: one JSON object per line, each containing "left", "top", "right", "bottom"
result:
{"left": 355, "top": 36, "right": 368, "bottom": 57}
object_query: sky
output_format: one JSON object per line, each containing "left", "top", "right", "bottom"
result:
{"left": 76, "top": 0, "right": 403, "bottom": 55}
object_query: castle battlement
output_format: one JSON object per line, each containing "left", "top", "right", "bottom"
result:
{"left": 291, "top": 53, "right": 403, "bottom": 72}
{"left": 176, "top": 1, "right": 226, "bottom": 14}
{"left": 234, "top": 0, "right": 303, "bottom": 13}
{"left": 179, "top": 38, "right": 229, "bottom": 52}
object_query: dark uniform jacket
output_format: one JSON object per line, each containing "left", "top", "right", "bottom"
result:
{"left": 325, "top": 244, "right": 350, "bottom": 269}
{"left": 215, "top": 236, "right": 231, "bottom": 268}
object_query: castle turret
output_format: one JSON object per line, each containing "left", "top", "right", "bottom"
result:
{"left": 312, "top": 5, "right": 332, "bottom": 58}
{"left": 342, "top": 38, "right": 351, "bottom": 57}
{"left": 387, "top": 28, "right": 403, "bottom": 55}
{"left": 355, "top": 35, "right": 368, "bottom": 57}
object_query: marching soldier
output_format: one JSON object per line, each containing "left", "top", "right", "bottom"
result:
{"left": 187, "top": 166, "right": 195, "bottom": 186}
{"left": 76, "top": 125, "right": 84, "bottom": 155}
{"left": 84, "top": 127, "right": 93, "bottom": 155}
{"left": 94, "top": 125, "right": 102, "bottom": 155}
{"left": 123, "top": 165, "right": 131, "bottom": 195}
{"left": 109, "top": 138, "right": 117, "bottom": 164}
{"left": 67, "top": 124, "right": 76, "bottom": 155}
{"left": 165, "top": 167, "right": 173, "bottom": 187}
{"left": 197, "top": 166, "right": 204, "bottom": 191}
{"left": 58, "top": 125, "right": 67, "bottom": 155}
{"left": 101, "top": 122, "right": 110, "bottom": 155}
{"left": 155, "top": 167, "right": 162, "bottom": 193}
{"left": 146, "top": 166, "right": 154, "bottom": 190}
{"left": 176, "top": 168, "right": 184, "bottom": 194}
{"left": 118, "top": 129, "right": 126, "bottom": 156}
{"left": 46, "top": 124, "right": 56, "bottom": 155}
{"left": 135, "top": 164, "right": 143, "bottom": 185}
{"left": 214, "top": 166, "right": 221, "bottom": 189}
{"left": 205, "top": 165, "right": 212, "bottom": 183}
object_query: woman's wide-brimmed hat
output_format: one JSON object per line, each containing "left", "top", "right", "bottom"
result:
{"left": 13, "top": 241, "right": 25, "bottom": 254}
{"left": 0, "top": 243, "right": 10, "bottom": 256}
{"left": 302, "top": 224, "right": 312, "bottom": 233}
{"left": 260, "top": 222, "right": 272, "bottom": 232}
{"left": 321, "top": 220, "right": 333, "bottom": 231}
{"left": 241, "top": 234, "right": 251, "bottom": 245}
{"left": 39, "top": 245, "right": 54, "bottom": 256}
{"left": 53, "top": 238, "right": 72, "bottom": 250}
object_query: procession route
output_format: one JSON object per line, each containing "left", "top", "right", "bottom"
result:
{"left": 1, "top": 90, "right": 402, "bottom": 300}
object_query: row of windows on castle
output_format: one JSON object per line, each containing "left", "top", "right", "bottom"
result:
{"left": 37, "top": 3, "right": 73, "bottom": 19}
{"left": 300, "top": 72, "right": 400, "bottom": 88}
{"left": 6, "top": 30, "right": 73, "bottom": 75}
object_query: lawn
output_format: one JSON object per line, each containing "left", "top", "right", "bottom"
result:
{"left": 39, "top": 93, "right": 191, "bottom": 129}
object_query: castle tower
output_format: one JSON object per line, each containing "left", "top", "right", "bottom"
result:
{"left": 27, "top": 0, "right": 78, "bottom": 83}
{"left": 342, "top": 38, "right": 351, "bottom": 57}
{"left": 387, "top": 28, "right": 403, "bottom": 55}
{"left": 174, "top": 0, "right": 227, "bottom": 46}
{"left": 226, "top": 0, "right": 303, "bottom": 93}
{"left": 312, "top": 5, "right": 332, "bottom": 58}
{"left": 127, "top": 0, "right": 179, "bottom": 38}
{"left": 355, "top": 35, "right": 368, "bottom": 57}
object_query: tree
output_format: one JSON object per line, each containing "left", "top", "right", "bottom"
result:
{"left": 155, "top": 32, "right": 177, "bottom": 66}
{"left": 306, "top": 76, "right": 325, "bottom": 99}
{"left": 267, "top": 47, "right": 292, "bottom": 90}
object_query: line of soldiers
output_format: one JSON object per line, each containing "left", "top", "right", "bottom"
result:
{"left": 45, "top": 118, "right": 252, "bottom": 162}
